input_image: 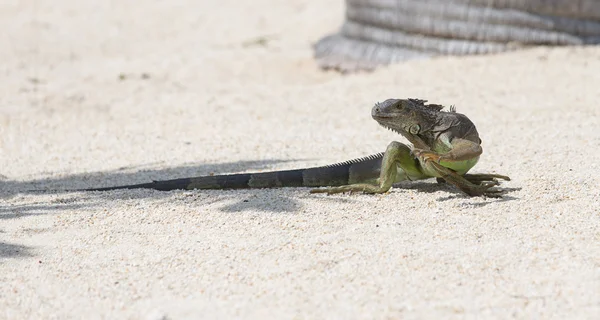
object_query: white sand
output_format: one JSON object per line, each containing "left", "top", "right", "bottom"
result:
{"left": 1, "top": 0, "right": 599, "bottom": 318}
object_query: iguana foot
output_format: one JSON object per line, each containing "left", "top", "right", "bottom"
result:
{"left": 310, "top": 183, "right": 388, "bottom": 195}
{"left": 463, "top": 173, "right": 510, "bottom": 184}
{"left": 462, "top": 181, "right": 505, "bottom": 198}
{"left": 438, "top": 174, "right": 510, "bottom": 185}
{"left": 411, "top": 149, "right": 441, "bottom": 163}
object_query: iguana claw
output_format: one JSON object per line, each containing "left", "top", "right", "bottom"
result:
{"left": 463, "top": 173, "right": 511, "bottom": 183}
{"left": 463, "top": 181, "right": 505, "bottom": 198}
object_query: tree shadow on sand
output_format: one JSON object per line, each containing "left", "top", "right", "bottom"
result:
{"left": 0, "top": 241, "right": 33, "bottom": 259}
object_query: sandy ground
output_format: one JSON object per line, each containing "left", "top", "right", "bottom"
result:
{"left": 1, "top": 0, "right": 599, "bottom": 319}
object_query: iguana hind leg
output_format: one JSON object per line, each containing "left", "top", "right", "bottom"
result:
{"left": 310, "top": 141, "right": 425, "bottom": 195}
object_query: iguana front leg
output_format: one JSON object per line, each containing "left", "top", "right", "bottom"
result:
{"left": 463, "top": 173, "right": 511, "bottom": 184}
{"left": 310, "top": 141, "right": 425, "bottom": 195}
{"left": 412, "top": 137, "right": 483, "bottom": 164}
{"left": 412, "top": 136, "right": 509, "bottom": 197}
{"left": 425, "top": 162, "right": 504, "bottom": 197}
{"left": 437, "top": 173, "right": 511, "bottom": 186}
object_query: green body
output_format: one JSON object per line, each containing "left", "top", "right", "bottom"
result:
{"left": 86, "top": 99, "right": 509, "bottom": 197}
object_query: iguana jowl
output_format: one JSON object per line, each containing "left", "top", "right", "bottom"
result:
{"left": 85, "top": 99, "right": 509, "bottom": 197}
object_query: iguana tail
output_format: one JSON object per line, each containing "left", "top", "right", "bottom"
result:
{"left": 86, "top": 153, "right": 384, "bottom": 191}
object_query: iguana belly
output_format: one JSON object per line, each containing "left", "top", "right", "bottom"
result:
{"left": 440, "top": 156, "right": 479, "bottom": 175}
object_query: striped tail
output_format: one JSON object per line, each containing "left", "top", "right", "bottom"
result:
{"left": 87, "top": 153, "right": 384, "bottom": 191}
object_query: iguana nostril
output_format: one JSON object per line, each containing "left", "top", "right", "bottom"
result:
{"left": 371, "top": 105, "right": 381, "bottom": 115}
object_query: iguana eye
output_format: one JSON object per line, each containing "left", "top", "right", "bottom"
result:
{"left": 409, "top": 124, "right": 420, "bottom": 134}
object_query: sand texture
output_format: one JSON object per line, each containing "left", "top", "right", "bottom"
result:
{"left": 1, "top": 0, "right": 599, "bottom": 319}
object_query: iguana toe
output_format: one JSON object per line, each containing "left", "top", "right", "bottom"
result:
{"left": 310, "top": 184, "right": 387, "bottom": 195}
{"left": 462, "top": 181, "right": 506, "bottom": 198}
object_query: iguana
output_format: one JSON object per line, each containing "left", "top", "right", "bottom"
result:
{"left": 81, "top": 98, "right": 509, "bottom": 197}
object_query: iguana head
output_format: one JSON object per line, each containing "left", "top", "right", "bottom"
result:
{"left": 371, "top": 98, "right": 444, "bottom": 138}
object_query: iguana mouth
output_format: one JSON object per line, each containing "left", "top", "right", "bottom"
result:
{"left": 372, "top": 114, "right": 394, "bottom": 120}
{"left": 379, "top": 123, "right": 403, "bottom": 135}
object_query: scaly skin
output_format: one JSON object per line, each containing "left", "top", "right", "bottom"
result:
{"left": 310, "top": 99, "right": 510, "bottom": 197}
{"left": 75, "top": 98, "right": 509, "bottom": 197}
